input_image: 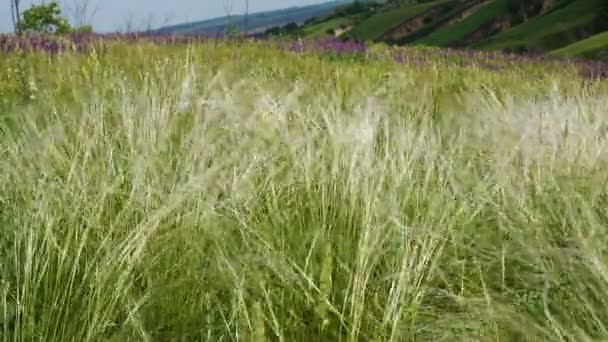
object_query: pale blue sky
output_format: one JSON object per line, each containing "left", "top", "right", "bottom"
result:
{"left": 1, "top": 0, "right": 329, "bottom": 33}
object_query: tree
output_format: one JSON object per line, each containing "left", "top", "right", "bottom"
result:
{"left": 16, "top": 1, "right": 71, "bottom": 35}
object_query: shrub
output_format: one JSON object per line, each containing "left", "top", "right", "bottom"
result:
{"left": 16, "top": 1, "right": 71, "bottom": 35}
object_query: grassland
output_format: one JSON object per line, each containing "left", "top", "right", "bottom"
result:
{"left": 347, "top": 0, "right": 450, "bottom": 41}
{"left": 476, "top": 0, "right": 608, "bottom": 51}
{"left": 1, "top": 37, "right": 608, "bottom": 341}
{"left": 550, "top": 31, "right": 608, "bottom": 60}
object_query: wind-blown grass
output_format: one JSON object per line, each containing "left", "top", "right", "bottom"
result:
{"left": 1, "top": 39, "right": 608, "bottom": 341}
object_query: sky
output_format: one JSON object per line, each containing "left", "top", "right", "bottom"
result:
{"left": 1, "top": 0, "right": 330, "bottom": 33}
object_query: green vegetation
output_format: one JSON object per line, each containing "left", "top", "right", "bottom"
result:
{"left": 391, "top": 0, "right": 481, "bottom": 43}
{"left": 302, "top": 17, "right": 352, "bottom": 38}
{"left": 1, "top": 38, "right": 608, "bottom": 341}
{"left": 299, "top": 2, "right": 383, "bottom": 38}
{"left": 476, "top": 0, "right": 608, "bottom": 51}
{"left": 285, "top": 0, "right": 608, "bottom": 60}
{"left": 415, "top": 0, "right": 509, "bottom": 46}
{"left": 550, "top": 31, "right": 608, "bottom": 60}
{"left": 16, "top": 1, "right": 71, "bottom": 35}
{"left": 347, "top": 0, "right": 451, "bottom": 41}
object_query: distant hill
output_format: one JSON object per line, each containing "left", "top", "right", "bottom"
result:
{"left": 156, "top": 0, "right": 353, "bottom": 35}
{"left": 283, "top": 0, "right": 608, "bottom": 61}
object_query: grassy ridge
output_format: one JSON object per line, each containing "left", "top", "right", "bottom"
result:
{"left": 550, "top": 31, "right": 608, "bottom": 60}
{"left": 1, "top": 40, "right": 608, "bottom": 341}
{"left": 348, "top": 0, "right": 451, "bottom": 41}
{"left": 415, "top": 0, "right": 509, "bottom": 46}
{"left": 289, "top": 0, "right": 607, "bottom": 61}
{"left": 476, "top": 0, "right": 608, "bottom": 51}
{"left": 391, "top": 0, "right": 486, "bottom": 43}
{"left": 302, "top": 17, "right": 352, "bottom": 38}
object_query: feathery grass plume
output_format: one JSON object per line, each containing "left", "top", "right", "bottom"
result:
{"left": 1, "top": 34, "right": 608, "bottom": 341}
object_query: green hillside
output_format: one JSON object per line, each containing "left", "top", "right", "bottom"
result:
{"left": 347, "top": 0, "right": 451, "bottom": 41}
{"left": 256, "top": 0, "right": 608, "bottom": 61}
{"left": 475, "top": 0, "right": 608, "bottom": 52}
{"left": 302, "top": 17, "right": 352, "bottom": 38}
{"left": 414, "top": 0, "right": 509, "bottom": 46}
{"left": 389, "top": 0, "right": 485, "bottom": 44}
{"left": 550, "top": 31, "right": 608, "bottom": 60}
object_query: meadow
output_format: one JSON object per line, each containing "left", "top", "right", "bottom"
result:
{"left": 1, "top": 33, "right": 608, "bottom": 341}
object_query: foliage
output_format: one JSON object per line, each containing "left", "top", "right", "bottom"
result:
{"left": 16, "top": 1, "right": 71, "bottom": 35}
{"left": 225, "top": 23, "right": 240, "bottom": 36}
{"left": 71, "top": 25, "right": 94, "bottom": 34}
{"left": 264, "top": 22, "right": 301, "bottom": 37}
{"left": 506, "top": 0, "right": 525, "bottom": 13}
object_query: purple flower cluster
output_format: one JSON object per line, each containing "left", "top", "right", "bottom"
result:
{"left": 1, "top": 32, "right": 606, "bottom": 80}
{"left": 278, "top": 38, "right": 367, "bottom": 56}
{"left": 0, "top": 35, "right": 63, "bottom": 54}
{"left": 0, "top": 32, "right": 220, "bottom": 55}
{"left": 570, "top": 59, "right": 608, "bottom": 80}
{"left": 384, "top": 45, "right": 608, "bottom": 80}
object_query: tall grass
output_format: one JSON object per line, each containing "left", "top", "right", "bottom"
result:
{"left": 1, "top": 41, "right": 608, "bottom": 341}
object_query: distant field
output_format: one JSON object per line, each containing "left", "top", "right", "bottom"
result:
{"left": 476, "top": 0, "right": 607, "bottom": 51}
{"left": 348, "top": 0, "right": 451, "bottom": 41}
{"left": 1, "top": 35, "right": 608, "bottom": 341}
{"left": 415, "top": 0, "right": 509, "bottom": 47}
{"left": 157, "top": 0, "right": 351, "bottom": 34}
{"left": 302, "top": 17, "right": 352, "bottom": 38}
{"left": 550, "top": 31, "right": 608, "bottom": 60}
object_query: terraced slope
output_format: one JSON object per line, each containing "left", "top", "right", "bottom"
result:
{"left": 475, "top": 0, "right": 608, "bottom": 52}
{"left": 550, "top": 31, "right": 608, "bottom": 60}
{"left": 414, "top": 0, "right": 510, "bottom": 47}
{"left": 258, "top": 0, "right": 608, "bottom": 61}
{"left": 347, "top": 0, "right": 452, "bottom": 41}
{"left": 387, "top": 0, "right": 486, "bottom": 44}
